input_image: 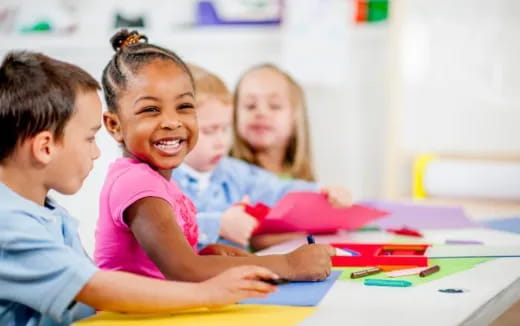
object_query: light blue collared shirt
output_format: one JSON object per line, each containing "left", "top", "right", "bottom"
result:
{"left": 0, "top": 182, "right": 98, "bottom": 326}
{"left": 172, "top": 157, "right": 318, "bottom": 247}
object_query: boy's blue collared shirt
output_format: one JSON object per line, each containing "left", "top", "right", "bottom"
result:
{"left": 0, "top": 182, "right": 97, "bottom": 326}
{"left": 172, "top": 157, "right": 318, "bottom": 247}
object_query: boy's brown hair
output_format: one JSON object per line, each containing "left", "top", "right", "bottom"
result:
{"left": 188, "top": 63, "right": 231, "bottom": 105}
{"left": 0, "top": 51, "right": 100, "bottom": 162}
{"left": 231, "top": 64, "right": 315, "bottom": 181}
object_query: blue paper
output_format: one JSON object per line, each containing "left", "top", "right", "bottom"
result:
{"left": 240, "top": 271, "right": 341, "bottom": 306}
{"left": 482, "top": 217, "right": 520, "bottom": 234}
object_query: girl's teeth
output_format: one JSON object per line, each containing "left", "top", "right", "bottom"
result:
{"left": 157, "top": 140, "right": 179, "bottom": 146}
{"left": 155, "top": 139, "right": 182, "bottom": 150}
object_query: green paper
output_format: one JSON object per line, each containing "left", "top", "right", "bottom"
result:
{"left": 336, "top": 258, "right": 492, "bottom": 285}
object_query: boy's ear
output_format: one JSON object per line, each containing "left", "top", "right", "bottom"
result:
{"left": 103, "top": 112, "right": 124, "bottom": 143}
{"left": 31, "top": 131, "right": 55, "bottom": 165}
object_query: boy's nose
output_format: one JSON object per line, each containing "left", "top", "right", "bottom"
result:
{"left": 92, "top": 142, "right": 101, "bottom": 160}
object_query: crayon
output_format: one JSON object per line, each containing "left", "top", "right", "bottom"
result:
{"left": 419, "top": 265, "right": 440, "bottom": 277}
{"left": 351, "top": 267, "right": 381, "bottom": 279}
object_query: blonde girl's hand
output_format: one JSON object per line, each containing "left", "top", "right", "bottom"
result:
{"left": 320, "top": 185, "right": 353, "bottom": 207}
{"left": 220, "top": 196, "right": 258, "bottom": 246}
{"left": 202, "top": 266, "right": 278, "bottom": 306}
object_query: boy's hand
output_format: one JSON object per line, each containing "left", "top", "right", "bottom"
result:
{"left": 320, "top": 186, "right": 352, "bottom": 207}
{"left": 202, "top": 266, "right": 278, "bottom": 306}
{"left": 199, "top": 243, "right": 254, "bottom": 257}
{"left": 220, "top": 198, "right": 258, "bottom": 247}
{"left": 285, "top": 244, "right": 335, "bottom": 281}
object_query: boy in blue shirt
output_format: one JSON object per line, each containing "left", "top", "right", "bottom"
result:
{"left": 0, "top": 51, "right": 278, "bottom": 326}
{"left": 173, "top": 64, "right": 352, "bottom": 250}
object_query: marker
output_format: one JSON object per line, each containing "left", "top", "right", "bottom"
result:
{"left": 364, "top": 279, "right": 412, "bottom": 287}
{"left": 306, "top": 235, "right": 315, "bottom": 244}
{"left": 357, "top": 226, "right": 381, "bottom": 232}
{"left": 438, "top": 288, "right": 466, "bottom": 294}
{"left": 261, "top": 278, "right": 289, "bottom": 285}
{"left": 445, "top": 239, "right": 484, "bottom": 245}
{"left": 350, "top": 267, "right": 381, "bottom": 279}
{"left": 419, "top": 265, "right": 440, "bottom": 277}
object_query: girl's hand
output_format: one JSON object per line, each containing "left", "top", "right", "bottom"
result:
{"left": 284, "top": 244, "right": 335, "bottom": 281}
{"left": 202, "top": 266, "right": 278, "bottom": 306}
{"left": 199, "top": 243, "right": 254, "bottom": 257}
{"left": 320, "top": 185, "right": 353, "bottom": 207}
{"left": 220, "top": 197, "right": 258, "bottom": 246}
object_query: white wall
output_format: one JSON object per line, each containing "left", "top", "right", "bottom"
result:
{"left": 384, "top": 0, "right": 520, "bottom": 197}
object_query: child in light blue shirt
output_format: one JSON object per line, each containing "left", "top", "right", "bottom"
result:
{"left": 0, "top": 184, "right": 97, "bottom": 326}
{"left": 174, "top": 156, "right": 318, "bottom": 247}
{"left": 173, "top": 64, "right": 352, "bottom": 250}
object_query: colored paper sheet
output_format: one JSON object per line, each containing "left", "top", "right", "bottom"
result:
{"left": 254, "top": 193, "right": 388, "bottom": 234}
{"left": 74, "top": 304, "right": 316, "bottom": 326}
{"left": 241, "top": 271, "right": 341, "bottom": 306}
{"left": 363, "top": 201, "right": 477, "bottom": 229}
{"left": 482, "top": 217, "right": 520, "bottom": 234}
{"left": 337, "top": 258, "right": 492, "bottom": 286}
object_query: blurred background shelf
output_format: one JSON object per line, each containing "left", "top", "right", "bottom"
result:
{"left": 3, "top": 27, "right": 283, "bottom": 50}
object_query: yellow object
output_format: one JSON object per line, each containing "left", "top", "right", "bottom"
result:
{"left": 412, "top": 154, "right": 438, "bottom": 199}
{"left": 74, "top": 304, "right": 316, "bottom": 326}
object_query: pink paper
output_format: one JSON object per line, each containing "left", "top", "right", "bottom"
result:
{"left": 253, "top": 192, "right": 388, "bottom": 235}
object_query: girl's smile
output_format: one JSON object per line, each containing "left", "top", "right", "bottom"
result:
{"left": 104, "top": 59, "right": 198, "bottom": 175}
{"left": 152, "top": 136, "right": 187, "bottom": 156}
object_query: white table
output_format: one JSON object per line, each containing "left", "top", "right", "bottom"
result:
{"left": 257, "top": 229, "right": 520, "bottom": 326}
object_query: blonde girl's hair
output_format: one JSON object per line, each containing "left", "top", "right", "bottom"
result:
{"left": 187, "top": 63, "right": 232, "bottom": 105}
{"left": 231, "top": 64, "right": 315, "bottom": 181}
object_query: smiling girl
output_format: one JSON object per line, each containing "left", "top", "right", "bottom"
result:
{"left": 94, "top": 30, "right": 335, "bottom": 283}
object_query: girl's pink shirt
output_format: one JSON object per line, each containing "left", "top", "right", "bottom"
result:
{"left": 94, "top": 157, "right": 198, "bottom": 279}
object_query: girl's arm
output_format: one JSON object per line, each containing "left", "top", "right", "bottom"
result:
{"left": 125, "top": 197, "right": 334, "bottom": 282}
{"left": 76, "top": 266, "right": 277, "bottom": 313}
{"left": 250, "top": 232, "right": 307, "bottom": 251}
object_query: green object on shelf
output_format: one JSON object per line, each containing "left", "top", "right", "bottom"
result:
{"left": 367, "top": 0, "right": 389, "bottom": 22}
{"left": 21, "top": 21, "right": 52, "bottom": 33}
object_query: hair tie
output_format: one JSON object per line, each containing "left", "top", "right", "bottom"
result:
{"left": 120, "top": 32, "right": 148, "bottom": 50}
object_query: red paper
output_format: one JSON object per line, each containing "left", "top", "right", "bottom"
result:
{"left": 252, "top": 192, "right": 388, "bottom": 235}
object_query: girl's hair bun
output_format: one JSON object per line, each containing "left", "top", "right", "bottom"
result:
{"left": 110, "top": 29, "right": 148, "bottom": 52}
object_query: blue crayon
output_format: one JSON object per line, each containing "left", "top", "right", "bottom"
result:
{"left": 364, "top": 279, "right": 412, "bottom": 287}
